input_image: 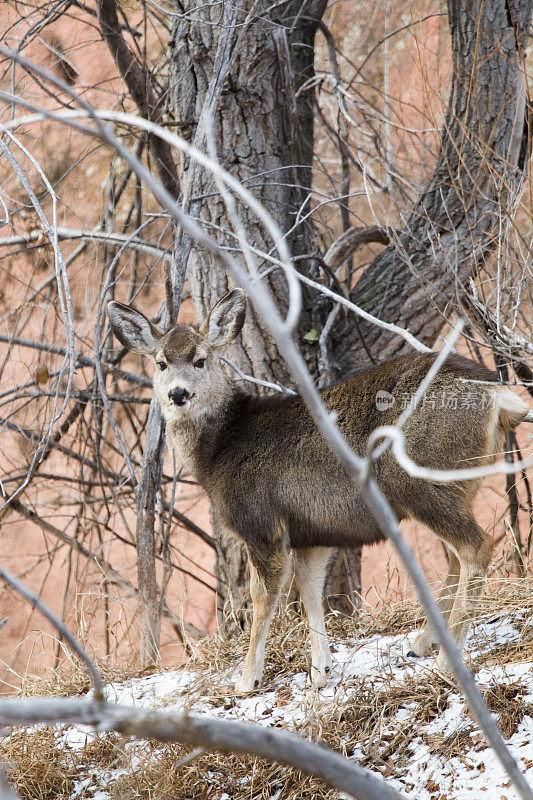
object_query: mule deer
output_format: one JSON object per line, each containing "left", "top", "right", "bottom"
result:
{"left": 108, "top": 289, "right": 531, "bottom": 691}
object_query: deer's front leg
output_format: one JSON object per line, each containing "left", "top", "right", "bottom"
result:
{"left": 235, "top": 542, "right": 290, "bottom": 694}
{"left": 293, "top": 547, "right": 332, "bottom": 688}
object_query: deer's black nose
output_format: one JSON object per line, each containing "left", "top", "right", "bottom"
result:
{"left": 169, "top": 387, "right": 190, "bottom": 406}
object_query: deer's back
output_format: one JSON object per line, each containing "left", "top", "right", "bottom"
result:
{"left": 200, "top": 353, "right": 501, "bottom": 550}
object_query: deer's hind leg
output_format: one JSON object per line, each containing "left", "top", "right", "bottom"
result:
{"left": 235, "top": 535, "right": 291, "bottom": 694}
{"left": 408, "top": 508, "right": 493, "bottom": 672}
{"left": 408, "top": 548, "right": 460, "bottom": 658}
{"left": 435, "top": 520, "right": 493, "bottom": 673}
{"left": 293, "top": 547, "right": 332, "bottom": 688}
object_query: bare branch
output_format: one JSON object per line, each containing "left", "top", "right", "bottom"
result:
{"left": 0, "top": 227, "right": 171, "bottom": 262}
{"left": 8, "top": 499, "right": 206, "bottom": 642}
{"left": 95, "top": 0, "right": 180, "bottom": 200}
{"left": 324, "top": 225, "right": 393, "bottom": 271}
{"left": 220, "top": 356, "right": 296, "bottom": 395}
{"left": 0, "top": 566, "right": 104, "bottom": 699}
{"left": 0, "top": 334, "right": 151, "bottom": 387}
{"left": 0, "top": 698, "right": 408, "bottom": 800}
{"left": 0, "top": 129, "right": 76, "bottom": 514}
{"left": 368, "top": 422, "right": 533, "bottom": 484}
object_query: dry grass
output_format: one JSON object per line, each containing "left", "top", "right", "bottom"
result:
{"left": 1, "top": 584, "right": 532, "bottom": 800}
{"left": 14, "top": 657, "right": 147, "bottom": 700}
{"left": 482, "top": 682, "right": 533, "bottom": 739}
{"left": 111, "top": 746, "right": 341, "bottom": 800}
{"left": 476, "top": 577, "right": 533, "bottom": 619}
{"left": 0, "top": 729, "right": 131, "bottom": 800}
{"left": 1, "top": 729, "right": 78, "bottom": 800}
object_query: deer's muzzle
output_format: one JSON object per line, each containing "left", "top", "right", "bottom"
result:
{"left": 169, "top": 387, "right": 191, "bottom": 406}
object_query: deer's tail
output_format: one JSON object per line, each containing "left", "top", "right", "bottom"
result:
{"left": 496, "top": 388, "right": 531, "bottom": 431}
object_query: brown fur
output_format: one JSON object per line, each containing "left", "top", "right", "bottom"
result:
{"left": 162, "top": 325, "right": 202, "bottom": 362}
{"left": 186, "top": 353, "right": 501, "bottom": 554}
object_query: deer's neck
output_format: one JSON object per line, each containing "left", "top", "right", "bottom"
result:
{"left": 165, "top": 384, "right": 241, "bottom": 481}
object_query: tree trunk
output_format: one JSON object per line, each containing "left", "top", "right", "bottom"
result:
{"left": 333, "top": 0, "right": 532, "bottom": 377}
{"left": 135, "top": 402, "right": 164, "bottom": 667}
{"left": 324, "top": 548, "right": 362, "bottom": 615}
{"left": 169, "top": 0, "right": 329, "bottom": 627}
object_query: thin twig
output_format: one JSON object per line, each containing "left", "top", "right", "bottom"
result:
{"left": 0, "top": 566, "right": 104, "bottom": 699}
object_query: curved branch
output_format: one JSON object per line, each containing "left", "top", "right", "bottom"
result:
{"left": 0, "top": 698, "right": 408, "bottom": 800}
{"left": 324, "top": 225, "right": 392, "bottom": 270}
{"left": 0, "top": 227, "right": 171, "bottom": 262}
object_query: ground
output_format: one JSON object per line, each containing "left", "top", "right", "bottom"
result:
{"left": 1, "top": 582, "right": 533, "bottom": 800}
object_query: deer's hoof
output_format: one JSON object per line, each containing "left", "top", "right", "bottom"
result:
{"left": 434, "top": 652, "right": 455, "bottom": 676}
{"left": 310, "top": 671, "right": 328, "bottom": 689}
{"left": 234, "top": 675, "right": 262, "bottom": 694}
{"left": 309, "top": 657, "right": 332, "bottom": 689}
{"left": 409, "top": 630, "right": 438, "bottom": 658}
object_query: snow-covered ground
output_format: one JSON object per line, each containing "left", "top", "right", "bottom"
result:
{"left": 46, "top": 609, "right": 533, "bottom": 800}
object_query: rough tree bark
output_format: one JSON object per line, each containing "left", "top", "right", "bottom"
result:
{"left": 168, "top": 0, "right": 531, "bottom": 628}
{"left": 135, "top": 404, "right": 164, "bottom": 666}
{"left": 169, "top": 0, "right": 328, "bottom": 626}
{"left": 333, "top": 0, "right": 532, "bottom": 376}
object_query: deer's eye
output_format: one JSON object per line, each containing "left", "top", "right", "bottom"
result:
{"left": 194, "top": 358, "right": 206, "bottom": 369}
{"left": 157, "top": 361, "right": 167, "bottom": 371}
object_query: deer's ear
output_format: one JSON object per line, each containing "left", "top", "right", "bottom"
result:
{"left": 201, "top": 288, "right": 246, "bottom": 348}
{"left": 107, "top": 301, "right": 164, "bottom": 355}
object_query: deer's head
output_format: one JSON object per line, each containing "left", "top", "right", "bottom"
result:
{"left": 107, "top": 289, "right": 246, "bottom": 422}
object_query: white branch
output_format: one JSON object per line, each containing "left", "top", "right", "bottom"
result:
{"left": 294, "top": 268, "right": 432, "bottom": 354}
{"left": 368, "top": 423, "right": 533, "bottom": 484}
{"left": 366, "top": 319, "right": 465, "bottom": 470}
{"left": 0, "top": 698, "right": 406, "bottom": 800}
{"left": 220, "top": 357, "right": 296, "bottom": 395}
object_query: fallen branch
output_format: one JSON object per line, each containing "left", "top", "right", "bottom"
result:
{"left": 0, "top": 697, "right": 407, "bottom": 800}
